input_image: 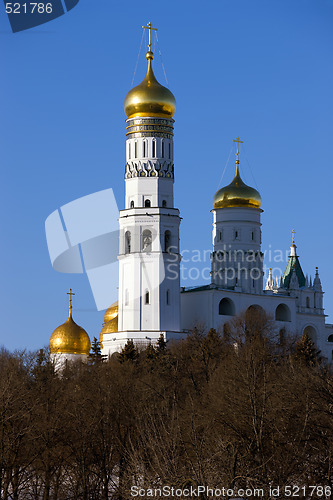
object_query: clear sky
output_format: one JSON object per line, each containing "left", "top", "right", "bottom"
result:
{"left": 1, "top": 0, "right": 332, "bottom": 351}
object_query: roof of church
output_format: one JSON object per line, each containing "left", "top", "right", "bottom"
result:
{"left": 282, "top": 245, "right": 306, "bottom": 288}
{"left": 181, "top": 285, "right": 211, "bottom": 293}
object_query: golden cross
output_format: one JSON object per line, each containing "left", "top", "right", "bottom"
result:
{"left": 233, "top": 137, "right": 243, "bottom": 158}
{"left": 67, "top": 288, "right": 75, "bottom": 310}
{"left": 292, "top": 229, "right": 296, "bottom": 245}
{"left": 142, "top": 22, "right": 158, "bottom": 52}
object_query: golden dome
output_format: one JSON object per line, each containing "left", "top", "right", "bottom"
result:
{"left": 213, "top": 163, "right": 261, "bottom": 209}
{"left": 49, "top": 311, "right": 91, "bottom": 355}
{"left": 124, "top": 51, "right": 176, "bottom": 119}
{"left": 100, "top": 302, "right": 118, "bottom": 348}
{"left": 104, "top": 301, "right": 118, "bottom": 324}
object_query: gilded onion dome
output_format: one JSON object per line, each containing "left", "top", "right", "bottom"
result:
{"left": 124, "top": 24, "right": 176, "bottom": 119}
{"left": 213, "top": 138, "right": 261, "bottom": 209}
{"left": 104, "top": 301, "right": 118, "bottom": 324}
{"left": 99, "top": 301, "right": 118, "bottom": 348}
{"left": 49, "top": 289, "right": 91, "bottom": 355}
{"left": 49, "top": 312, "right": 90, "bottom": 356}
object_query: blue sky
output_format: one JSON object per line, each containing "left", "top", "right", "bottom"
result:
{"left": 1, "top": 0, "right": 332, "bottom": 351}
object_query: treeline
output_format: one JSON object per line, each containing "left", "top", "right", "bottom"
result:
{"left": 0, "top": 311, "right": 333, "bottom": 499}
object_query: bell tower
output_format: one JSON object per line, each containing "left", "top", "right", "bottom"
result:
{"left": 211, "top": 138, "right": 264, "bottom": 294}
{"left": 109, "top": 23, "right": 182, "bottom": 350}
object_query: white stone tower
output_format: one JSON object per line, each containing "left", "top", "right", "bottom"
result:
{"left": 103, "top": 23, "right": 183, "bottom": 354}
{"left": 211, "top": 138, "right": 264, "bottom": 294}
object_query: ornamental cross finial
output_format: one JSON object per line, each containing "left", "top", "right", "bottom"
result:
{"left": 67, "top": 288, "right": 75, "bottom": 311}
{"left": 292, "top": 229, "right": 296, "bottom": 245}
{"left": 142, "top": 22, "right": 158, "bottom": 52}
{"left": 233, "top": 136, "right": 243, "bottom": 163}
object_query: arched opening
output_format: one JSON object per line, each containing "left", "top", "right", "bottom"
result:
{"left": 306, "top": 296, "right": 310, "bottom": 308}
{"left": 327, "top": 334, "right": 333, "bottom": 342}
{"left": 128, "top": 142, "right": 131, "bottom": 159}
{"left": 145, "top": 199, "right": 151, "bottom": 208}
{"left": 162, "top": 200, "right": 167, "bottom": 208}
{"left": 143, "top": 140, "right": 147, "bottom": 157}
{"left": 246, "top": 304, "right": 266, "bottom": 320}
{"left": 275, "top": 303, "right": 291, "bottom": 322}
{"left": 162, "top": 140, "right": 164, "bottom": 157}
{"left": 219, "top": 298, "right": 235, "bottom": 316}
{"left": 164, "top": 230, "right": 171, "bottom": 252}
{"left": 303, "top": 325, "right": 317, "bottom": 344}
{"left": 166, "top": 289, "right": 170, "bottom": 305}
{"left": 142, "top": 230, "right": 152, "bottom": 252}
{"left": 125, "top": 231, "right": 131, "bottom": 254}
{"left": 130, "top": 200, "right": 134, "bottom": 208}
{"left": 145, "top": 290, "right": 150, "bottom": 305}
{"left": 134, "top": 141, "right": 137, "bottom": 158}
{"left": 245, "top": 305, "right": 267, "bottom": 339}
{"left": 152, "top": 140, "right": 156, "bottom": 158}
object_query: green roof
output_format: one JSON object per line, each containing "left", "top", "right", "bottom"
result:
{"left": 282, "top": 254, "right": 306, "bottom": 288}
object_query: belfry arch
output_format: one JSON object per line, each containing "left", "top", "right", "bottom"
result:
{"left": 219, "top": 298, "right": 235, "bottom": 316}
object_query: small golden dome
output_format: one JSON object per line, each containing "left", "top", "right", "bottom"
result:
{"left": 104, "top": 301, "right": 118, "bottom": 324}
{"left": 213, "top": 164, "right": 261, "bottom": 209}
{"left": 124, "top": 51, "right": 176, "bottom": 119}
{"left": 100, "top": 302, "right": 118, "bottom": 348}
{"left": 49, "top": 311, "right": 91, "bottom": 355}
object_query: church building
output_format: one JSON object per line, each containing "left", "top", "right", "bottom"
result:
{"left": 49, "top": 23, "right": 333, "bottom": 364}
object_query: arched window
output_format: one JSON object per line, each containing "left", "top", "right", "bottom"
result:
{"left": 162, "top": 200, "right": 167, "bottom": 207}
{"left": 275, "top": 303, "right": 291, "bottom": 322}
{"left": 145, "top": 199, "right": 151, "bottom": 208}
{"left": 327, "top": 334, "right": 333, "bottom": 342}
{"left": 143, "top": 140, "right": 147, "bottom": 157}
{"left": 145, "top": 290, "right": 150, "bottom": 304}
{"left": 306, "top": 296, "right": 310, "bottom": 308}
{"left": 246, "top": 304, "right": 265, "bottom": 315}
{"left": 219, "top": 298, "right": 235, "bottom": 316}
{"left": 125, "top": 231, "right": 131, "bottom": 254}
{"left": 303, "top": 325, "right": 317, "bottom": 343}
{"left": 142, "top": 230, "right": 152, "bottom": 252}
{"left": 251, "top": 231, "right": 254, "bottom": 240}
{"left": 162, "top": 141, "right": 164, "bottom": 157}
{"left": 164, "top": 230, "right": 171, "bottom": 252}
{"left": 134, "top": 141, "right": 137, "bottom": 158}
{"left": 128, "top": 142, "right": 131, "bottom": 159}
{"left": 166, "top": 289, "right": 170, "bottom": 305}
{"left": 130, "top": 200, "right": 134, "bottom": 208}
{"left": 152, "top": 140, "right": 156, "bottom": 158}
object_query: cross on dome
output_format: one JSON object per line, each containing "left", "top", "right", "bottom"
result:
{"left": 233, "top": 136, "right": 243, "bottom": 164}
{"left": 142, "top": 22, "right": 158, "bottom": 54}
{"left": 67, "top": 288, "right": 75, "bottom": 311}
